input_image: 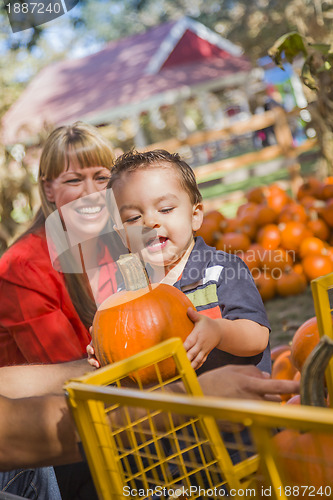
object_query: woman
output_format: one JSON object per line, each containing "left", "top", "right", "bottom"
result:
{"left": 0, "top": 122, "right": 124, "bottom": 500}
{"left": 0, "top": 122, "right": 124, "bottom": 366}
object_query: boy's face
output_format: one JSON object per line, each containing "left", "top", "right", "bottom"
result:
{"left": 112, "top": 165, "right": 203, "bottom": 272}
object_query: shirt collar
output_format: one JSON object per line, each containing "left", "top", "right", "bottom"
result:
{"left": 176, "top": 236, "right": 214, "bottom": 288}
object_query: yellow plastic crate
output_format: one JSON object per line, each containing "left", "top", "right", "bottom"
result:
{"left": 311, "top": 272, "right": 333, "bottom": 406}
{"left": 65, "top": 338, "right": 333, "bottom": 500}
{"left": 65, "top": 338, "right": 259, "bottom": 499}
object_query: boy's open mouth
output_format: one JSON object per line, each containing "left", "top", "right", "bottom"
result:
{"left": 145, "top": 236, "right": 168, "bottom": 252}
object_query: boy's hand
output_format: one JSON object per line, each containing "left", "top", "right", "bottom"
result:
{"left": 183, "top": 308, "right": 221, "bottom": 370}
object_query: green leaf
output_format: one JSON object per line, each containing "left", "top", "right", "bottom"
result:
{"left": 301, "top": 62, "right": 317, "bottom": 90}
{"left": 268, "top": 32, "right": 307, "bottom": 68}
{"left": 309, "top": 43, "right": 332, "bottom": 56}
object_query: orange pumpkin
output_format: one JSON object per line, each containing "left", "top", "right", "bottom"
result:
{"left": 276, "top": 269, "right": 307, "bottom": 297}
{"left": 299, "top": 236, "right": 327, "bottom": 259}
{"left": 285, "top": 394, "right": 301, "bottom": 405}
{"left": 318, "top": 199, "right": 333, "bottom": 228}
{"left": 271, "top": 344, "right": 291, "bottom": 363}
{"left": 272, "top": 430, "right": 333, "bottom": 495}
{"left": 297, "top": 177, "right": 323, "bottom": 200}
{"left": 195, "top": 219, "right": 218, "bottom": 246}
{"left": 196, "top": 211, "right": 225, "bottom": 246}
{"left": 307, "top": 217, "right": 330, "bottom": 242}
{"left": 236, "top": 202, "right": 259, "bottom": 218}
{"left": 300, "top": 195, "right": 318, "bottom": 210}
{"left": 92, "top": 254, "right": 194, "bottom": 385}
{"left": 203, "top": 210, "right": 225, "bottom": 228}
{"left": 319, "top": 183, "right": 333, "bottom": 201}
{"left": 254, "top": 272, "right": 276, "bottom": 302}
{"left": 245, "top": 186, "right": 266, "bottom": 204}
{"left": 292, "top": 262, "right": 305, "bottom": 276}
{"left": 279, "top": 221, "right": 312, "bottom": 252}
{"left": 271, "top": 349, "right": 297, "bottom": 401}
{"left": 220, "top": 217, "right": 239, "bottom": 234}
{"left": 241, "top": 244, "right": 265, "bottom": 274}
{"left": 270, "top": 337, "right": 333, "bottom": 496}
{"left": 290, "top": 317, "right": 320, "bottom": 372}
{"left": 264, "top": 184, "right": 290, "bottom": 213}
{"left": 278, "top": 203, "right": 308, "bottom": 224}
{"left": 216, "top": 232, "right": 251, "bottom": 254}
{"left": 256, "top": 224, "right": 281, "bottom": 250}
{"left": 325, "top": 246, "right": 333, "bottom": 264}
{"left": 302, "top": 254, "right": 333, "bottom": 281}
{"left": 261, "top": 248, "right": 294, "bottom": 274}
{"left": 255, "top": 205, "right": 277, "bottom": 227}
{"left": 236, "top": 214, "right": 257, "bottom": 240}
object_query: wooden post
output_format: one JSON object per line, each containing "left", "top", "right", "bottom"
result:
{"left": 133, "top": 114, "right": 147, "bottom": 149}
{"left": 175, "top": 100, "right": 190, "bottom": 140}
{"left": 197, "top": 91, "right": 214, "bottom": 130}
{"left": 273, "top": 106, "right": 303, "bottom": 197}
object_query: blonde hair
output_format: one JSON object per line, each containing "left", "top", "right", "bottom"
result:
{"left": 39, "top": 121, "right": 114, "bottom": 218}
{"left": 20, "top": 122, "right": 116, "bottom": 328}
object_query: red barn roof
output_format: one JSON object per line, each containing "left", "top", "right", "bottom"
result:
{"left": 2, "top": 17, "right": 251, "bottom": 145}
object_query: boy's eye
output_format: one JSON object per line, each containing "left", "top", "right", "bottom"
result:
{"left": 124, "top": 215, "right": 141, "bottom": 223}
{"left": 160, "top": 207, "right": 174, "bottom": 214}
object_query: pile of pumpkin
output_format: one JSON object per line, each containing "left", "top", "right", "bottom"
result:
{"left": 271, "top": 315, "right": 323, "bottom": 404}
{"left": 265, "top": 317, "right": 333, "bottom": 495}
{"left": 197, "top": 177, "right": 333, "bottom": 301}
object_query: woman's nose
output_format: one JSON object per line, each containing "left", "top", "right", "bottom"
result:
{"left": 83, "top": 178, "right": 98, "bottom": 195}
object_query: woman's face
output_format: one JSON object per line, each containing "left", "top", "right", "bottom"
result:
{"left": 44, "top": 161, "right": 111, "bottom": 242}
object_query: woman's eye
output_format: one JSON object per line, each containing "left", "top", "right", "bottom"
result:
{"left": 64, "top": 178, "right": 81, "bottom": 184}
{"left": 97, "top": 176, "right": 110, "bottom": 182}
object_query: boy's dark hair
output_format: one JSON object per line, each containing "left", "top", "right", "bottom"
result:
{"left": 108, "top": 149, "right": 203, "bottom": 205}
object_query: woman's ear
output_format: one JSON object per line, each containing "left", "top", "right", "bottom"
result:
{"left": 43, "top": 180, "right": 55, "bottom": 203}
{"left": 192, "top": 203, "right": 204, "bottom": 232}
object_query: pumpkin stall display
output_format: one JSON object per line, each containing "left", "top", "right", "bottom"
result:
{"left": 197, "top": 177, "right": 333, "bottom": 302}
{"left": 92, "top": 253, "right": 194, "bottom": 385}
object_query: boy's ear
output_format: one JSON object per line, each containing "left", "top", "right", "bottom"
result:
{"left": 43, "top": 180, "right": 55, "bottom": 203}
{"left": 192, "top": 203, "right": 204, "bottom": 231}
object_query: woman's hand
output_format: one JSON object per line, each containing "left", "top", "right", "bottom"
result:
{"left": 87, "top": 329, "right": 100, "bottom": 369}
{"left": 198, "top": 364, "right": 300, "bottom": 402}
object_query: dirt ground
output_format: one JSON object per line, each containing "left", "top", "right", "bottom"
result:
{"left": 264, "top": 286, "right": 316, "bottom": 348}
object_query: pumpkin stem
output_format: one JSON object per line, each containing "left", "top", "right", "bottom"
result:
{"left": 117, "top": 253, "right": 150, "bottom": 291}
{"left": 301, "top": 335, "right": 333, "bottom": 406}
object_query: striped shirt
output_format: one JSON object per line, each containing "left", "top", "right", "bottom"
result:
{"left": 173, "top": 237, "right": 271, "bottom": 375}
